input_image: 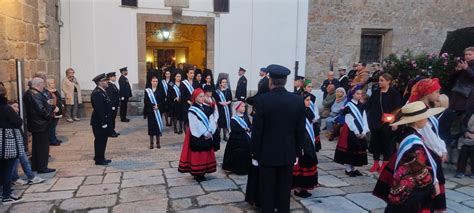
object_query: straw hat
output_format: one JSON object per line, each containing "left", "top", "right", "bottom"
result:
{"left": 391, "top": 101, "right": 445, "bottom": 126}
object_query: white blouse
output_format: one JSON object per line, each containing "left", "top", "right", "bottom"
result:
{"left": 419, "top": 120, "right": 447, "bottom": 157}
{"left": 345, "top": 100, "right": 370, "bottom": 136}
{"left": 188, "top": 104, "right": 219, "bottom": 138}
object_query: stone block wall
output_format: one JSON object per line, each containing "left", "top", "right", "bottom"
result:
{"left": 306, "top": 0, "right": 474, "bottom": 87}
{"left": 0, "top": 0, "right": 60, "bottom": 100}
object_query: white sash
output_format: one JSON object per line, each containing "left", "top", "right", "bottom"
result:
{"left": 232, "top": 115, "right": 251, "bottom": 138}
{"left": 162, "top": 80, "right": 168, "bottom": 96}
{"left": 216, "top": 89, "right": 231, "bottom": 129}
{"left": 395, "top": 134, "right": 438, "bottom": 181}
{"left": 345, "top": 101, "right": 363, "bottom": 127}
{"left": 182, "top": 80, "right": 194, "bottom": 94}
{"left": 145, "top": 88, "right": 164, "bottom": 133}
{"left": 189, "top": 106, "right": 210, "bottom": 131}
{"left": 305, "top": 118, "right": 315, "bottom": 146}
{"left": 173, "top": 85, "right": 181, "bottom": 98}
{"left": 428, "top": 115, "right": 439, "bottom": 135}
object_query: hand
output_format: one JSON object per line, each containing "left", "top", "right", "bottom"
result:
{"left": 47, "top": 99, "right": 54, "bottom": 105}
{"left": 459, "top": 60, "right": 469, "bottom": 70}
{"left": 391, "top": 125, "right": 398, "bottom": 131}
{"left": 112, "top": 107, "right": 116, "bottom": 111}
{"left": 204, "top": 133, "right": 212, "bottom": 140}
{"left": 294, "top": 157, "right": 299, "bottom": 166}
{"left": 153, "top": 105, "right": 158, "bottom": 110}
{"left": 251, "top": 159, "right": 259, "bottom": 166}
{"left": 102, "top": 124, "right": 108, "bottom": 129}
{"left": 434, "top": 182, "right": 441, "bottom": 196}
{"left": 121, "top": 97, "right": 125, "bottom": 101}
{"left": 174, "top": 97, "right": 179, "bottom": 101}
{"left": 187, "top": 100, "right": 192, "bottom": 105}
{"left": 441, "top": 153, "right": 448, "bottom": 162}
{"left": 54, "top": 107, "right": 59, "bottom": 113}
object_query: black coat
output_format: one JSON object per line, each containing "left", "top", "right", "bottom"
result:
{"left": 48, "top": 90, "right": 63, "bottom": 117}
{"left": 257, "top": 76, "right": 269, "bottom": 95}
{"left": 119, "top": 75, "right": 132, "bottom": 98}
{"left": 214, "top": 88, "right": 233, "bottom": 129}
{"left": 235, "top": 75, "right": 247, "bottom": 100}
{"left": 106, "top": 82, "right": 120, "bottom": 108}
{"left": 449, "top": 60, "right": 474, "bottom": 111}
{"left": 321, "top": 79, "right": 340, "bottom": 98}
{"left": 338, "top": 75, "right": 349, "bottom": 92}
{"left": 23, "top": 88, "right": 52, "bottom": 132}
{"left": 251, "top": 87, "right": 305, "bottom": 166}
{"left": 0, "top": 97, "right": 23, "bottom": 129}
{"left": 90, "top": 87, "right": 112, "bottom": 128}
{"left": 168, "top": 82, "right": 184, "bottom": 120}
{"left": 367, "top": 87, "right": 401, "bottom": 129}
{"left": 144, "top": 87, "right": 164, "bottom": 135}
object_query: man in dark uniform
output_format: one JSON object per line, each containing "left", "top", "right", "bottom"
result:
{"left": 294, "top": 75, "right": 305, "bottom": 95}
{"left": 251, "top": 64, "right": 305, "bottom": 213}
{"left": 119, "top": 67, "right": 132, "bottom": 122}
{"left": 91, "top": 73, "right": 112, "bottom": 165}
{"left": 235, "top": 67, "right": 247, "bottom": 101}
{"left": 257, "top": 67, "right": 269, "bottom": 95}
{"left": 106, "top": 72, "right": 120, "bottom": 137}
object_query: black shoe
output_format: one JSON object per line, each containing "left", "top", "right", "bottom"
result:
{"left": 50, "top": 143, "right": 60, "bottom": 146}
{"left": 294, "top": 190, "right": 311, "bottom": 198}
{"left": 104, "top": 159, "right": 112, "bottom": 163}
{"left": 166, "top": 123, "right": 172, "bottom": 127}
{"left": 109, "top": 133, "right": 119, "bottom": 138}
{"left": 57, "top": 140, "right": 63, "bottom": 143}
{"left": 37, "top": 168, "right": 56, "bottom": 174}
{"left": 178, "top": 130, "right": 183, "bottom": 134}
{"left": 121, "top": 118, "right": 130, "bottom": 122}
{"left": 353, "top": 170, "right": 363, "bottom": 176}
{"left": 2, "top": 195, "right": 22, "bottom": 204}
{"left": 345, "top": 171, "right": 356, "bottom": 177}
{"left": 95, "top": 161, "right": 109, "bottom": 165}
{"left": 194, "top": 175, "right": 207, "bottom": 182}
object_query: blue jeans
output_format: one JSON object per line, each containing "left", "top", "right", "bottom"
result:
{"left": 12, "top": 154, "right": 35, "bottom": 181}
{"left": 49, "top": 118, "right": 59, "bottom": 144}
{"left": 1, "top": 158, "right": 17, "bottom": 198}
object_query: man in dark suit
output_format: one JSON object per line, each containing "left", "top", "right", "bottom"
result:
{"left": 294, "top": 75, "right": 304, "bottom": 95}
{"left": 119, "top": 67, "right": 132, "bottom": 122}
{"left": 235, "top": 67, "right": 247, "bottom": 101}
{"left": 251, "top": 64, "right": 305, "bottom": 213}
{"left": 106, "top": 72, "right": 120, "bottom": 137}
{"left": 90, "top": 73, "right": 112, "bottom": 165}
{"left": 338, "top": 66, "right": 349, "bottom": 92}
{"left": 257, "top": 67, "right": 269, "bottom": 95}
{"left": 320, "top": 71, "right": 340, "bottom": 99}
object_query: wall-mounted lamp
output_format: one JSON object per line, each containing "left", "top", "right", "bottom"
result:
{"left": 161, "top": 29, "right": 170, "bottom": 41}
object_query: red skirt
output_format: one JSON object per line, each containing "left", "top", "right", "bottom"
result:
{"left": 178, "top": 128, "right": 217, "bottom": 175}
{"left": 292, "top": 163, "right": 318, "bottom": 190}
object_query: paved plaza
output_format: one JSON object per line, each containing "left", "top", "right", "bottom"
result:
{"left": 1, "top": 117, "right": 474, "bottom": 212}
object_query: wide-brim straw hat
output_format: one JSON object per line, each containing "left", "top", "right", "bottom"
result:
{"left": 391, "top": 101, "right": 445, "bottom": 126}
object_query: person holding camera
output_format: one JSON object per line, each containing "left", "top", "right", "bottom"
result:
{"left": 450, "top": 47, "right": 474, "bottom": 113}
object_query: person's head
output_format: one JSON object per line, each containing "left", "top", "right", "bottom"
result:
{"left": 372, "top": 63, "right": 381, "bottom": 70}
{"left": 259, "top": 67, "right": 268, "bottom": 77}
{"left": 302, "top": 92, "right": 312, "bottom": 108}
{"left": 192, "top": 65, "right": 197, "bottom": 70}
{"left": 204, "top": 73, "right": 213, "bottom": 84}
{"left": 174, "top": 73, "right": 182, "bottom": 83}
{"left": 186, "top": 69, "right": 195, "bottom": 80}
{"left": 327, "top": 71, "right": 335, "bottom": 80}
{"left": 34, "top": 71, "right": 47, "bottom": 82}
{"left": 326, "top": 84, "right": 336, "bottom": 94}
{"left": 352, "top": 63, "right": 358, "bottom": 70}
{"left": 219, "top": 78, "right": 228, "bottom": 89}
{"left": 203, "top": 85, "right": 213, "bottom": 97}
{"left": 195, "top": 72, "right": 202, "bottom": 82}
{"left": 191, "top": 88, "right": 205, "bottom": 104}
{"left": 335, "top": 87, "right": 346, "bottom": 99}
{"left": 392, "top": 101, "right": 445, "bottom": 129}
{"left": 163, "top": 70, "right": 171, "bottom": 79}
{"left": 303, "top": 79, "right": 312, "bottom": 92}
{"left": 233, "top": 101, "right": 246, "bottom": 114}
{"left": 338, "top": 67, "right": 346, "bottom": 76}
{"left": 46, "top": 78, "right": 56, "bottom": 90}
{"left": 93, "top": 73, "right": 108, "bottom": 89}
{"left": 408, "top": 78, "right": 441, "bottom": 105}
{"left": 238, "top": 67, "right": 246, "bottom": 76}
{"left": 106, "top": 72, "right": 117, "bottom": 82}
{"left": 31, "top": 77, "right": 45, "bottom": 91}
{"left": 150, "top": 76, "right": 158, "bottom": 88}
{"left": 267, "top": 64, "right": 290, "bottom": 89}
{"left": 435, "top": 94, "right": 449, "bottom": 108}
{"left": 119, "top": 67, "right": 128, "bottom": 76}
{"left": 464, "top": 47, "right": 474, "bottom": 62}
{"left": 66, "top": 68, "right": 75, "bottom": 77}
{"left": 352, "top": 89, "right": 363, "bottom": 102}
{"left": 378, "top": 73, "right": 393, "bottom": 89}
{"left": 357, "top": 62, "right": 366, "bottom": 71}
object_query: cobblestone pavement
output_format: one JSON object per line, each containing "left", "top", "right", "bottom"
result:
{"left": 2, "top": 117, "right": 474, "bottom": 212}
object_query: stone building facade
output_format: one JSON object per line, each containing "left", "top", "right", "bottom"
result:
{"left": 0, "top": 0, "right": 60, "bottom": 100}
{"left": 306, "top": 0, "right": 474, "bottom": 86}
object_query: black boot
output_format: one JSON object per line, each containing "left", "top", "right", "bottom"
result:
{"left": 149, "top": 136, "right": 154, "bottom": 149}
{"left": 223, "top": 129, "right": 229, "bottom": 141}
{"left": 173, "top": 118, "right": 178, "bottom": 133}
{"left": 178, "top": 121, "right": 183, "bottom": 134}
{"left": 156, "top": 136, "right": 161, "bottom": 149}
{"left": 165, "top": 113, "right": 171, "bottom": 126}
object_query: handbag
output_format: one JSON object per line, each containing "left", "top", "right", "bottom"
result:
{"left": 452, "top": 80, "right": 471, "bottom": 98}
{"left": 379, "top": 91, "right": 395, "bottom": 123}
{"left": 0, "top": 128, "right": 26, "bottom": 159}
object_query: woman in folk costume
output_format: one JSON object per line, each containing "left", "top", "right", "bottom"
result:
{"left": 406, "top": 78, "right": 447, "bottom": 212}
{"left": 292, "top": 92, "right": 320, "bottom": 198}
{"left": 159, "top": 70, "right": 173, "bottom": 126}
{"left": 303, "top": 79, "right": 322, "bottom": 150}
{"left": 203, "top": 85, "right": 221, "bottom": 151}
{"left": 222, "top": 101, "right": 251, "bottom": 175}
{"left": 213, "top": 77, "right": 233, "bottom": 141}
{"left": 367, "top": 73, "right": 402, "bottom": 173}
{"left": 334, "top": 89, "right": 370, "bottom": 177}
{"left": 178, "top": 88, "right": 218, "bottom": 182}
{"left": 373, "top": 101, "right": 445, "bottom": 212}
{"left": 181, "top": 68, "right": 197, "bottom": 129}
{"left": 144, "top": 76, "right": 165, "bottom": 149}
{"left": 169, "top": 72, "right": 184, "bottom": 134}
{"left": 202, "top": 73, "right": 215, "bottom": 90}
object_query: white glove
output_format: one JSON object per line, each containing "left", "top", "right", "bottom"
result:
{"left": 112, "top": 107, "right": 116, "bottom": 110}
{"left": 121, "top": 97, "right": 125, "bottom": 101}
{"left": 294, "top": 157, "right": 299, "bottom": 166}
{"left": 102, "top": 124, "right": 108, "bottom": 129}
{"left": 251, "top": 159, "right": 259, "bottom": 166}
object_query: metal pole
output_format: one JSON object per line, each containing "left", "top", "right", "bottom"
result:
{"left": 15, "top": 59, "right": 28, "bottom": 146}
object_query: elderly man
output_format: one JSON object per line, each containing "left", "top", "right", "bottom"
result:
{"left": 338, "top": 66, "right": 349, "bottom": 91}
{"left": 23, "top": 78, "right": 55, "bottom": 173}
{"left": 321, "top": 71, "right": 339, "bottom": 99}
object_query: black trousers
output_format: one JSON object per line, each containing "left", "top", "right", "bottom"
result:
{"left": 120, "top": 97, "right": 129, "bottom": 120}
{"left": 92, "top": 126, "right": 109, "bottom": 162}
{"left": 457, "top": 145, "right": 474, "bottom": 173}
{"left": 111, "top": 108, "right": 118, "bottom": 132}
{"left": 31, "top": 131, "right": 50, "bottom": 171}
{"left": 0, "top": 158, "right": 17, "bottom": 198}
{"left": 259, "top": 165, "right": 293, "bottom": 213}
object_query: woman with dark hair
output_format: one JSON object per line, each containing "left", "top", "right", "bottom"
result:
{"left": 181, "top": 68, "right": 197, "bottom": 129}
{"left": 160, "top": 70, "right": 173, "bottom": 126}
{"left": 144, "top": 76, "right": 165, "bottom": 149}
{"left": 194, "top": 71, "right": 203, "bottom": 89}
{"left": 213, "top": 77, "right": 233, "bottom": 141}
{"left": 202, "top": 73, "right": 215, "bottom": 90}
{"left": 367, "top": 73, "right": 401, "bottom": 173}
{"left": 169, "top": 72, "right": 184, "bottom": 134}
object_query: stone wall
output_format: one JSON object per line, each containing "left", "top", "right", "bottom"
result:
{"left": 0, "top": 0, "right": 60, "bottom": 100}
{"left": 306, "top": 0, "right": 474, "bottom": 87}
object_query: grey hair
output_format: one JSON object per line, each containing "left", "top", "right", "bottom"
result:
{"left": 30, "top": 77, "right": 45, "bottom": 87}
{"left": 336, "top": 87, "right": 346, "bottom": 97}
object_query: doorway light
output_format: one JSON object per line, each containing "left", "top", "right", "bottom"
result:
{"left": 161, "top": 29, "right": 170, "bottom": 40}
